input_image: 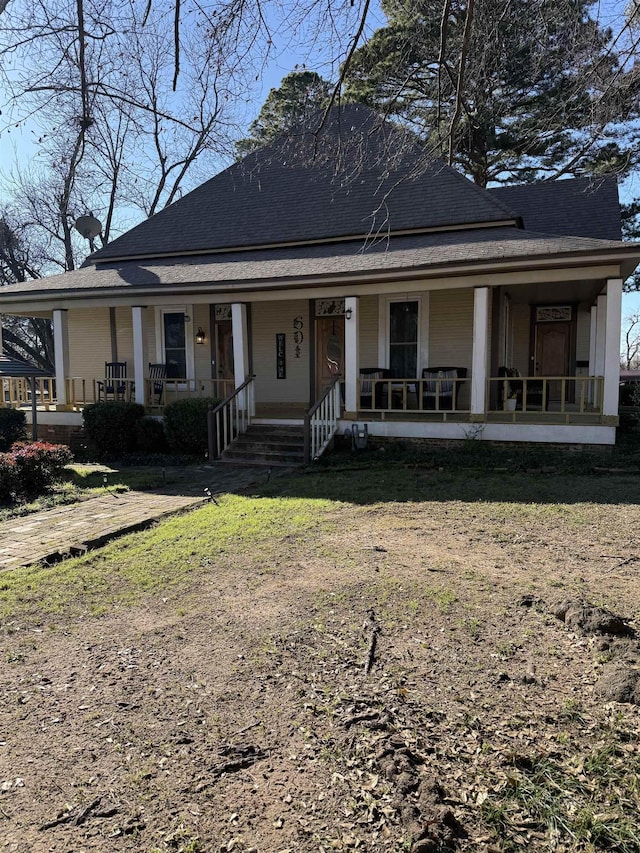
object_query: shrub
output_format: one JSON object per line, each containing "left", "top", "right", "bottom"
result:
{"left": 135, "top": 416, "right": 169, "bottom": 454}
{"left": 0, "top": 442, "right": 72, "bottom": 502}
{"left": 83, "top": 401, "right": 145, "bottom": 459}
{"left": 163, "top": 397, "right": 219, "bottom": 456}
{"left": 0, "top": 454, "right": 18, "bottom": 504}
{"left": 0, "top": 408, "right": 27, "bottom": 451}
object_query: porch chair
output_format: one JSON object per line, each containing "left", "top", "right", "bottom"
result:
{"left": 421, "top": 367, "right": 467, "bottom": 410}
{"left": 97, "top": 361, "right": 127, "bottom": 401}
{"left": 497, "top": 367, "right": 546, "bottom": 410}
{"left": 148, "top": 362, "right": 166, "bottom": 405}
{"left": 359, "top": 368, "right": 390, "bottom": 409}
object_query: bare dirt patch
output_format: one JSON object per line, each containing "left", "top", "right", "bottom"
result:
{"left": 1, "top": 469, "right": 640, "bottom": 852}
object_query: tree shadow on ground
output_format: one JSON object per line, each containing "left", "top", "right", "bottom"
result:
{"left": 255, "top": 444, "right": 640, "bottom": 506}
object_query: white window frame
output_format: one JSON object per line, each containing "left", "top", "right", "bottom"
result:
{"left": 378, "top": 294, "right": 429, "bottom": 375}
{"left": 155, "top": 305, "right": 195, "bottom": 388}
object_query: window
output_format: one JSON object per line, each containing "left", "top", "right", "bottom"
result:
{"left": 155, "top": 306, "right": 195, "bottom": 384}
{"left": 164, "top": 312, "right": 187, "bottom": 378}
{"left": 389, "top": 300, "right": 419, "bottom": 377}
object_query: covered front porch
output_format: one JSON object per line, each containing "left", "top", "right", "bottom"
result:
{"left": 1, "top": 272, "right": 623, "bottom": 452}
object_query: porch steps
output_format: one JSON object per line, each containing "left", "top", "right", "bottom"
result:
{"left": 221, "top": 424, "right": 306, "bottom": 467}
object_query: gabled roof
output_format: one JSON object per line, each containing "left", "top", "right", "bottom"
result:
{"left": 489, "top": 176, "right": 622, "bottom": 241}
{"left": 89, "top": 104, "right": 518, "bottom": 263}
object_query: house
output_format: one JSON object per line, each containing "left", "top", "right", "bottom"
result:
{"left": 0, "top": 104, "right": 639, "bottom": 460}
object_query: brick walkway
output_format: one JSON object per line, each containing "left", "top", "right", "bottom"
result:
{"left": 0, "top": 463, "right": 267, "bottom": 571}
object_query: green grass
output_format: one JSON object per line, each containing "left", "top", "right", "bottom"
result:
{"left": 0, "top": 493, "right": 335, "bottom": 620}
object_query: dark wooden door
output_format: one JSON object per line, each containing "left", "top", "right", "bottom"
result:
{"left": 315, "top": 316, "right": 345, "bottom": 397}
{"left": 535, "top": 322, "right": 570, "bottom": 401}
{"left": 214, "top": 320, "right": 234, "bottom": 391}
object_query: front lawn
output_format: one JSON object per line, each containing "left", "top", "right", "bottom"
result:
{"left": 1, "top": 462, "right": 639, "bottom": 852}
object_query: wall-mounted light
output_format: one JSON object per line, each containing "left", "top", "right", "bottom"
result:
{"left": 345, "top": 307, "right": 353, "bottom": 320}
{"left": 195, "top": 326, "right": 206, "bottom": 345}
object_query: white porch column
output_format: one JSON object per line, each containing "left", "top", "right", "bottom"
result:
{"left": 53, "top": 309, "right": 69, "bottom": 407}
{"left": 471, "top": 287, "right": 490, "bottom": 417}
{"left": 344, "top": 296, "right": 359, "bottom": 413}
{"left": 594, "top": 293, "right": 607, "bottom": 409}
{"left": 588, "top": 305, "right": 597, "bottom": 376}
{"left": 231, "top": 303, "right": 251, "bottom": 412}
{"left": 603, "top": 278, "right": 623, "bottom": 419}
{"left": 595, "top": 294, "right": 606, "bottom": 377}
{"left": 132, "top": 306, "right": 148, "bottom": 406}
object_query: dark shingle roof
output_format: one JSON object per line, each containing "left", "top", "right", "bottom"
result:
{"left": 90, "top": 104, "right": 517, "bottom": 263}
{"left": 489, "top": 176, "right": 622, "bottom": 241}
{"left": 0, "top": 354, "right": 53, "bottom": 377}
{"left": 7, "top": 228, "right": 639, "bottom": 299}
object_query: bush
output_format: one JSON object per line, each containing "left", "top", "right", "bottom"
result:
{"left": 0, "top": 454, "right": 18, "bottom": 503}
{"left": 11, "top": 442, "right": 73, "bottom": 500}
{"left": 83, "top": 401, "right": 145, "bottom": 459}
{"left": 0, "top": 408, "right": 27, "bottom": 451}
{"left": 0, "top": 442, "right": 72, "bottom": 503}
{"left": 163, "top": 397, "right": 219, "bottom": 456}
{"left": 135, "top": 416, "right": 169, "bottom": 454}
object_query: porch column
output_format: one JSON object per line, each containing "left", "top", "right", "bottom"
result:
{"left": 132, "top": 306, "right": 148, "bottom": 406}
{"left": 53, "top": 309, "right": 69, "bottom": 407}
{"left": 231, "top": 303, "right": 251, "bottom": 410}
{"left": 588, "top": 306, "right": 597, "bottom": 405}
{"left": 344, "top": 296, "right": 359, "bottom": 413}
{"left": 594, "top": 294, "right": 606, "bottom": 377}
{"left": 603, "top": 278, "right": 623, "bottom": 419}
{"left": 594, "top": 293, "right": 607, "bottom": 409}
{"left": 471, "top": 287, "right": 490, "bottom": 418}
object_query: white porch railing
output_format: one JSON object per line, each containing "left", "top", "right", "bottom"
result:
{"left": 304, "top": 376, "right": 341, "bottom": 462}
{"left": 207, "top": 375, "right": 255, "bottom": 460}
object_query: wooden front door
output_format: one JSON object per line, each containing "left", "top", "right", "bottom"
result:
{"left": 315, "top": 316, "right": 345, "bottom": 398}
{"left": 535, "top": 322, "right": 570, "bottom": 401}
{"left": 213, "top": 320, "right": 234, "bottom": 392}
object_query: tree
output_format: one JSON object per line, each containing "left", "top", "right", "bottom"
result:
{"left": 622, "top": 313, "right": 640, "bottom": 370}
{"left": 236, "top": 70, "right": 332, "bottom": 157}
{"left": 344, "top": 0, "right": 640, "bottom": 188}
{"left": 0, "top": 217, "right": 54, "bottom": 371}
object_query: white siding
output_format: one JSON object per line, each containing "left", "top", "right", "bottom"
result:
{"left": 68, "top": 308, "right": 112, "bottom": 383}
{"left": 428, "top": 289, "right": 474, "bottom": 368}
{"left": 359, "top": 295, "right": 378, "bottom": 368}
{"left": 251, "top": 300, "right": 310, "bottom": 404}
{"left": 576, "top": 305, "right": 591, "bottom": 363}
{"left": 511, "top": 303, "right": 531, "bottom": 375}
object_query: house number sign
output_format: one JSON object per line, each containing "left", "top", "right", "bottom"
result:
{"left": 293, "top": 315, "right": 304, "bottom": 358}
{"left": 276, "top": 333, "right": 286, "bottom": 379}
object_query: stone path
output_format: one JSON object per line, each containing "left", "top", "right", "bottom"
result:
{"left": 0, "top": 463, "right": 267, "bottom": 571}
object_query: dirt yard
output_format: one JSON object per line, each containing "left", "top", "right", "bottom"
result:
{"left": 1, "top": 464, "right": 639, "bottom": 852}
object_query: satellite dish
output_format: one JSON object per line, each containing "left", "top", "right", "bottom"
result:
{"left": 74, "top": 214, "right": 102, "bottom": 240}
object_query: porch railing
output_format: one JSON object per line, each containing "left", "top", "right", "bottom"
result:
{"left": 62, "top": 377, "right": 235, "bottom": 409}
{"left": 487, "top": 375, "right": 604, "bottom": 416}
{"left": 207, "top": 375, "right": 255, "bottom": 460}
{"left": 1, "top": 377, "right": 56, "bottom": 409}
{"left": 304, "top": 376, "right": 341, "bottom": 463}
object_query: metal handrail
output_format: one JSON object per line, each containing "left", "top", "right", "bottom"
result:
{"left": 207, "top": 375, "right": 255, "bottom": 461}
{"left": 304, "top": 376, "right": 341, "bottom": 463}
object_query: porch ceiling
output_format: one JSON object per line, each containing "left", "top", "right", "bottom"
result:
{"left": 503, "top": 278, "right": 603, "bottom": 306}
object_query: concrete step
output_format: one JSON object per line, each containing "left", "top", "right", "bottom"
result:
{"left": 221, "top": 423, "right": 306, "bottom": 467}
